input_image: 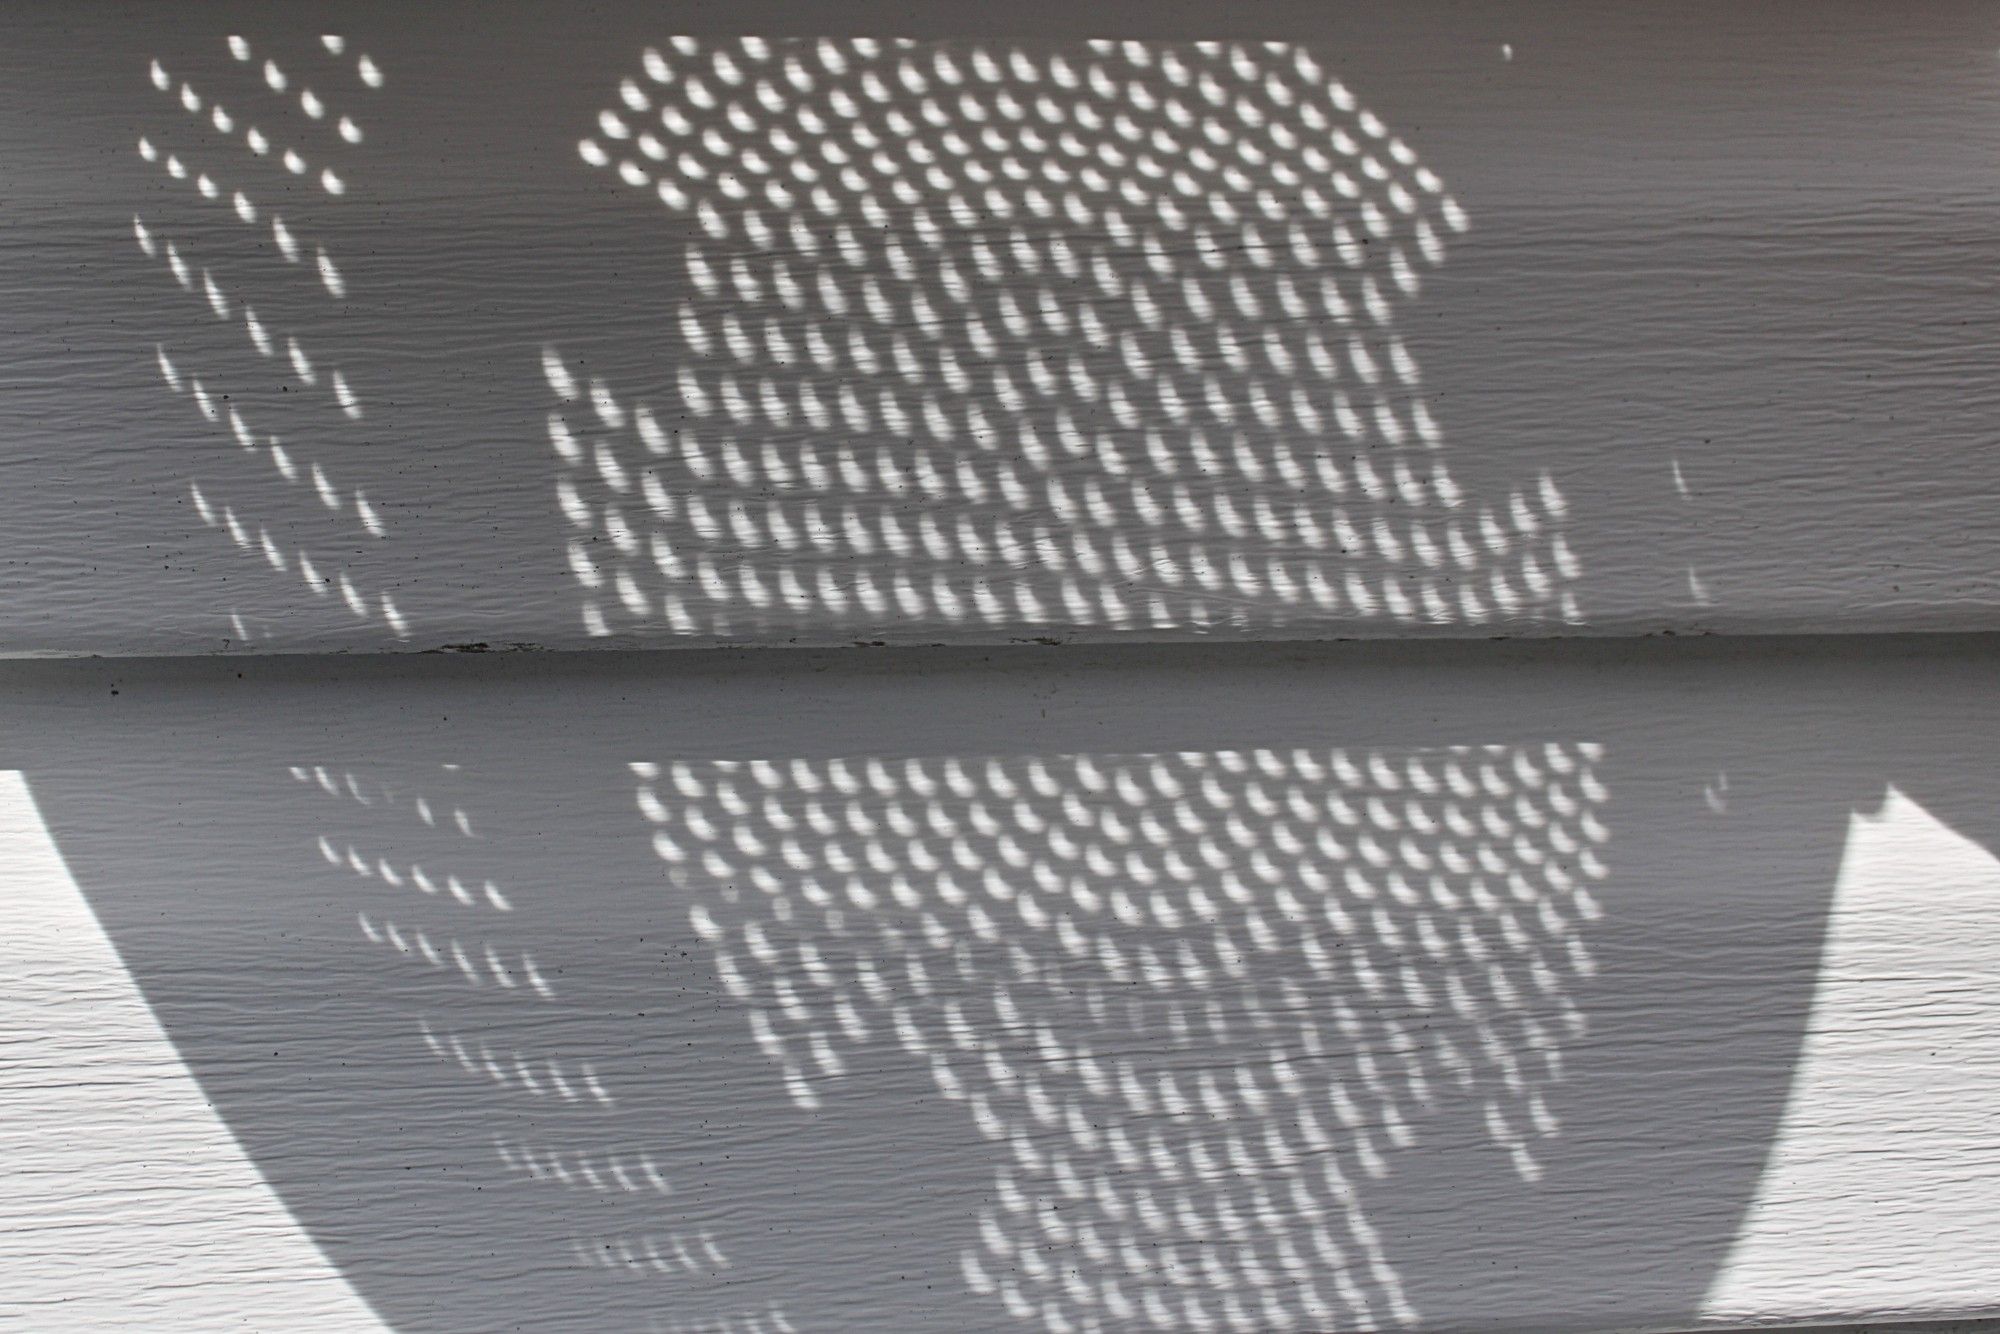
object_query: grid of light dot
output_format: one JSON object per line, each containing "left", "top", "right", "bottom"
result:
{"left": 134, "top": 36, "right": 407, "bottom": 644}
{"left": 294, "top": 761, "right": 768, "bottom": 1300}
{"left": 561, "top": 38, "right": 1583, "bottom": 642}
{"left": 639, "top": 742, "right": 1609, "bottom": 1330}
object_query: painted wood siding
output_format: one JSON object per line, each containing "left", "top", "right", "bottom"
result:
{"left": 3, "top": 4, "right": 1999, "bottom": 654}
{"left": 6, "top": 6, "right": 2000, "bottom": 1332}
{"left": 1, "top": 638, "right": 1999, "bottom": 1330}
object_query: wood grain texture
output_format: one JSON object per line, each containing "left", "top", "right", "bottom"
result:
{"left": 0, "top": 770, "right": 380, "bottom": 1330}
{"left": 3, "top": 3, "right": 1999, "bottom": 654}
{"left": 0, "top": 634, "right": 1997, "bottom": 1329}
{"left": 7, "top": 3, "right": 2000, "bottom": 1328}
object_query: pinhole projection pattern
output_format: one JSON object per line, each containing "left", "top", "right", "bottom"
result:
{"left": 559, "top": 38, "right": 1582, "bottom": 642}
{"left": 293, "top": 760, "right": 798, "bottom": 1324}
{"left": 296, "top": 762, "right": 607, "bottom": 1101}
{"left": 642, "top": 742, "right": 1609, "bottom": 1330}
{"left": 134, "top": 35, "right": 409, "bottom": 644}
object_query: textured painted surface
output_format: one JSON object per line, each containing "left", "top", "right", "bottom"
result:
{"left": 1707, "top": 789, "right": 2000, "bottom": 1322}
{"left": 4, "top": 4, "right": 2000, "bottom": 653}
{"left": 0, "top": 771, "right": 380, "bottom": 1329}
{"left": 0, "top": 635, "right": 1997, "bottom": 1329}
{"left": 9, "top": 3, "right": 2000, "bottom": 1329}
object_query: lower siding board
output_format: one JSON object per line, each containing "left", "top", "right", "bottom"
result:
{"left": 0, "top": 635, "right": 1995, "bottom": 1330}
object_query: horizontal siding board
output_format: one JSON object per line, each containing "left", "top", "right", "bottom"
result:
{"left": 0, "top": 634, "right": 1996, "bottom": 1327}
{"left": 1, "top": 5, "right": 1998, "bottom": 654}
{"left": 0, "top": 770, "right": 380, "bottom": 1329}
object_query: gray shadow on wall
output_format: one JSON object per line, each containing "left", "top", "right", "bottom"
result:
{"left": 13, "top": 633, "right": 2000, "bottom": 1331}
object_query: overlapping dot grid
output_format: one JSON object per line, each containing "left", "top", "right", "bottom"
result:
{"left": 134, "top": 36, "right": 409, "bottom": 644}
{"left": 562, "top": 38, "right": 1583, "bottom": 641}
{"left": 294, "top": 762, "right": 796, "bottom": 1331}
{"left": 643, "top": 743, "right": 1609, "bottom": 1330}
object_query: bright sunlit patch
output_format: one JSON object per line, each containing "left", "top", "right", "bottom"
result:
{"left": 1705, "top": 788, "right": 2000, "bottom": 1319}
{"left": 0, "top": 773, "right": 383, "bottom": 1325}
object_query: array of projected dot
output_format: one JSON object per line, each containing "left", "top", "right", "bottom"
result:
{"left": 561, "top": 38, "right": 1582, "bottom": 640}
{"left": 639, "top": 742, "right": 1609, "bottom": 1329}
{"left": 292, "top": 762, "right": 769, "bottom": 1300}
{"left": 134, "top": 36, "right": 406, "bottom": 644}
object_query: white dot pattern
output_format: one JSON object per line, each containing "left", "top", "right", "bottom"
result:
{"left": 642, "top": 742, "right": 1610, "bottom": 1329}
{"left": 293, "top": 762, "right": 765, "bottom": 1300}
{"left": 563, "top": 38, "right": 1582, "bottom": 642}
{"left": 136, "top": 36, "right": 406, "bottom": 645}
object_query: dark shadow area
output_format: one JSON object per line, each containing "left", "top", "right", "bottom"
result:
{"left": 5, "top": 633, "right": 1998, "bottom": 1330}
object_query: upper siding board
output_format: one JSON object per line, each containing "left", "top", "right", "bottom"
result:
{"left": 6, "top": 2, "right": 1999, "bottom": 654}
